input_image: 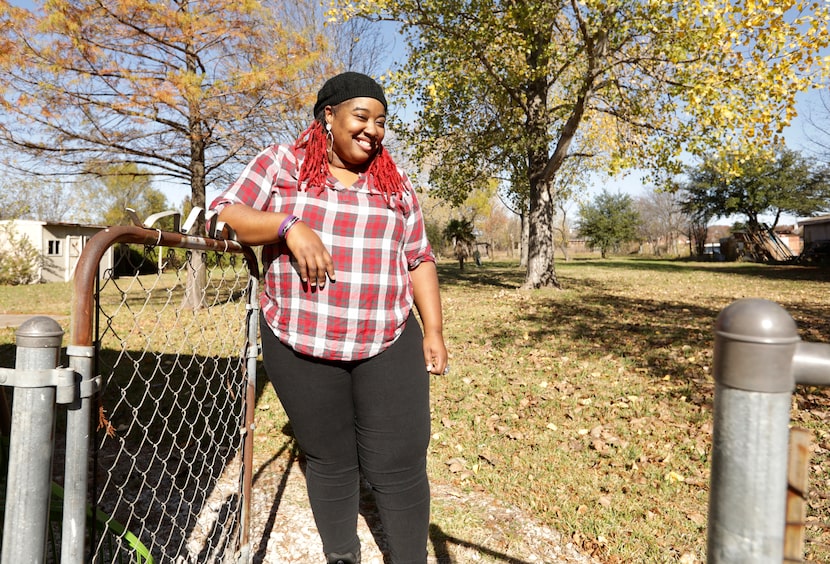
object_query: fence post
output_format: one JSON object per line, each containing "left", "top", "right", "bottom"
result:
{"left": 238, "top": 277, "right": 260, "bottom": 564}
{"left": 707, "top": 299, "right": 798, "bottom": 563}
{"left": 61, "top": 345, "right": 96, "bottom": 564}
{"left": 1, "top": 316, "right": 64, "bottom": 564}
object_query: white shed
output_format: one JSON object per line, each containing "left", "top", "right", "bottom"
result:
{"left": 0, "top": 220, "right": 113, "bottom": 283}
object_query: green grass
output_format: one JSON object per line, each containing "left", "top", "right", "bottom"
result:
{"left": 0, "top": 280, "right": 73, "bottom": 316}
{"left": 2, "top": 256, "right": 830, "bottom": 562}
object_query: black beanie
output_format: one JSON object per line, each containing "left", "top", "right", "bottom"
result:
{"left": 313, "top": 72, "right": 388, "bottom": 118}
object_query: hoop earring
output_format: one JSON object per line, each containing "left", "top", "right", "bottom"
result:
{"left": 325, "top": 123, "right": 334, "bottom": 162}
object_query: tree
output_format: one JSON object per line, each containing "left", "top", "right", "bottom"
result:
{"left": 0, "top": 0, "right": 340, "bottom": 307}
{"left": 442, "top": 218, "right": 475, "bottom": 246}
{"left": 578, "top": 190, "right": 640, "bottom": 259}
{"left": 478, "top": 204, "right": 515, "bottom": 257}
{"left": 75, "top": 163, "right": 170, "bottom": 226}
{"left": 549, "top": 158, "right": 591, "bottom": 262}
{"left": 463, "top": 182, "right": 496, "bottom": 235}
{"left": 681, "top": 148, "right": 830, "bottom": 230}
{"left": 0, "top": 177, "right": 76, "bottom": 222}
{"left": 636, "top": 188, "right": 689, "bottom": 256}
{"left": 802, "top": 88, "right": 830, "bottom": 164}
{"left": 553, "top": 199, "right": 574, "bottom": 261}
{"left": 443, "top": 217, "right": 475, "bottom": 269}
{"left": 344, "top": 0, "right": 830, "bottom": 288}
{"left": 0, "top": 1, "right": 331, "bottom": 208}
{"left": 414, "top": 194, "right": 451, "bottom": 257}
{"left": 0, "top": 222, "right": 40, "bottom": 285}
{"left": 493, "top": 157, "right": 531, "bottom": 267}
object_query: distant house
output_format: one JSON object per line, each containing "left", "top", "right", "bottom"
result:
{"left": 799, "top": 215, "right": 830, "bottom": 247}
{"left": 708, "top": 224, "right": 802, "bottom": 262}
{"left": 0, "top": 220, "right": 113, "bottom": 283}
{"left": 772, "top": 225, "right": 802, "bottom": 256}
{"left": 798, "top": 215, "right": 830, "bottom": 264}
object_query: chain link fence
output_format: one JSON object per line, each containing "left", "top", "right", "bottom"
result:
{"left": 2, "top": 221, "right": 261, "bottom": 563}
{"left": 89, "top": 236, "right": 259, "bottom": 562}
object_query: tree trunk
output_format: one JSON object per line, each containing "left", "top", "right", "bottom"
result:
{"left": 558, "top": 240, "right": 571, "bottom": 262}
{"left": 520, "top": 211, "right": 529, "bottom": 268}
{"left": 520, "top": 25, "right": 592, "bottom": 289}
{"left": 183, "top": 138, "right": 208, "bottom": 310}
{"left": 555, "top": 204, "right": 571, "bottom": 261}
{"left": 182, "top": 37, "right": 208, "bottom": 311}
{"left": 523, "top": 175, "right": 560, "bottom": 289}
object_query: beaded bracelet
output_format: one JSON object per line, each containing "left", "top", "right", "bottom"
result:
{"left": 279, "top": 215, "right": 300, "bottom": 239}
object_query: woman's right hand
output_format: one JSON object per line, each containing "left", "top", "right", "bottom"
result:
{"left": 284, "top": 221, "right": 336, "bottom": 289}
{"left": 215, "top": 204, "right": 335, "bottom": 288}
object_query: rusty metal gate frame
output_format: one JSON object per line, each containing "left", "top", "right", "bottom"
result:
{"left": 63, "top": 224, "right": 259, "bottom": 563}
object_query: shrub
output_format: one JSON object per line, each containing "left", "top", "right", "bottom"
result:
{"left": 0, "top": 222, "right": 41, "bottom": 285}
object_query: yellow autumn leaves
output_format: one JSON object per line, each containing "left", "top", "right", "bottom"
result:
{"left": 336, "top": 0, "right": 829, "bottom": 171}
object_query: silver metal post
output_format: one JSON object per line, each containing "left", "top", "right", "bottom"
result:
{"left": 1, "top": 316, "right": 64, "bottom": 564}
{"left": 238, "top": 277, "right": 259, "bottom": 564}
{"left": 61, "top": 346, "right": 95, "bottom": 563}
{"left": 707, "top": 299, "right": 798, "bottom": 563}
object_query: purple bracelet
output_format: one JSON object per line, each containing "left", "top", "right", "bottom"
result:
{"left": 278, "top": 215, "right": 300, "bottom": 239}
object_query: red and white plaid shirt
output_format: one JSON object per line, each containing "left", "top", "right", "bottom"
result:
{"left": 210, "top": 143, "right": 435, "bottom": 361}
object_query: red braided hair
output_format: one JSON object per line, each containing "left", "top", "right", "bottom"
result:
{"left": 294, "top": 120, "right": 406, "bottom": 203}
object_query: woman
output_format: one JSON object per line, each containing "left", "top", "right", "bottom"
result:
{"left": 210, "top": 72, "right": 448, "bottom": 564}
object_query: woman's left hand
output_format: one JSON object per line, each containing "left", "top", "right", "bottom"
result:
{"left": 423, "top": 332, "right": 449, "bottom": 375}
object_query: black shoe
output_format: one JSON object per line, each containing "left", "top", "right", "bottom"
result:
{"left": 325, "top": 549, "right": 360, "bottom": 564}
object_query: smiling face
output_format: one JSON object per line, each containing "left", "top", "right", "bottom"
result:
{"left": 324, "top": 97, "right": 387, "bottom": 172}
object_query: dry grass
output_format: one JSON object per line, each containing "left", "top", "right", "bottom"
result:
{"left": 425, "top": 257, "right": 830, "bottom": 563}
{"left": 1, "top": 256, "right": 829, "bottom": 562}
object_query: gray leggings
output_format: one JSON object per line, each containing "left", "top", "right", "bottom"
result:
{"left": 260, "top": 312, "right": 431, "bottom": 563}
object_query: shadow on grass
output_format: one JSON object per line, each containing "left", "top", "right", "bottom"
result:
{"left": 437, "top": 262, "right": 525, "bottom": 289}
{"left": 478, "top": 288, "right": 723, "bottom": 406}
{"left": 440, "top": 257, "right": 830, "bottom": 289}
{"left": 565, "top": 256, "right": 830, "bottom": 283}
{"left": 429, "top": 523, "right": 536, "bottom": 563}
{"left": 439, "top": 258, "right": 830, "bottom": 407}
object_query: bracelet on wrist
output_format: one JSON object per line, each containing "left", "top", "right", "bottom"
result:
{"left": 278, "top": 215, "right": 300, "bottom": 239}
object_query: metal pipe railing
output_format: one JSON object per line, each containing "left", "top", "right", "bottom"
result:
{"left": 61, "top": 343, "right": 96, "bottom": 563}
{"left": 1, "top": 221, "right": 261, "bottom": 563}
{"left": 1, "top": 317, "right": 65, "bottom": 563}
{"left": 708, "top": 298, "right": 830, "bottom": 562}
{"left": 63, "top": 223, "right": 259, "bottom": 564}
{"left": 238, "top": 276, "right": 260, "bottom": 562}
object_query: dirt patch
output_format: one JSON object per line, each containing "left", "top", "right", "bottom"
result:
{"left": 247, "top": 453, "right": 600, "bottom": 563}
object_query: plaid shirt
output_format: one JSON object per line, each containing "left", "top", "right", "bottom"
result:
{"left": 210, "top": 143, "right": 435, "bottom": 361}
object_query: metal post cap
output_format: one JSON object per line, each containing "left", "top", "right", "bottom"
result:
{"left": 15, "top": 316, "right": 65, "bottom": 348}
{"left": 713, "top": 298, "right": 799, "bottom": 393}
{"left": 715, "top": 298, "right": 799, "bottom": 344}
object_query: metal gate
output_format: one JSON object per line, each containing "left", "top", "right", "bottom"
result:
{"left": 1, "top": 216, "right": 260, "bottom": 564}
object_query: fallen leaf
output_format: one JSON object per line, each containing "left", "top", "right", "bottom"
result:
{"left": 478, "top": 452, "right": 498, "bottom": 466}
{"left": 446, "top": 458, "right": 466, "bottom": 473}
{"left": 688, "top": 512, "right": 706, "bottom": 526}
